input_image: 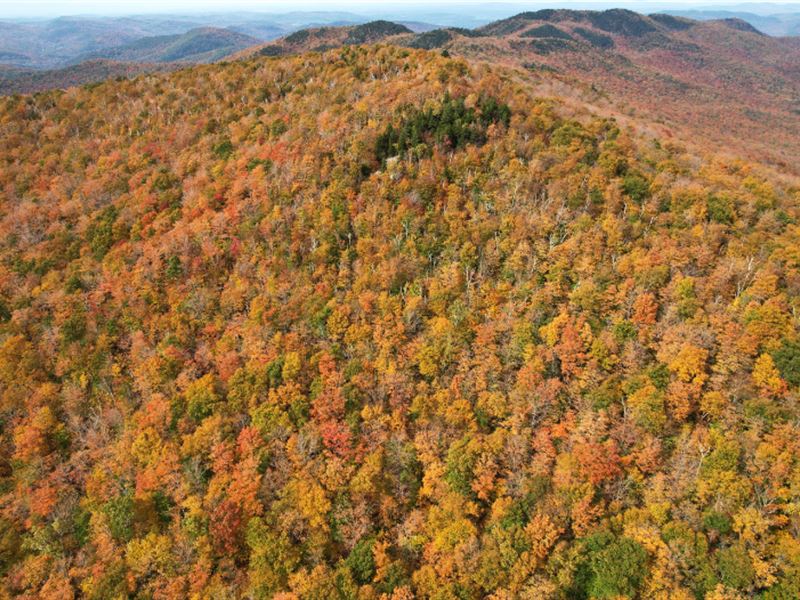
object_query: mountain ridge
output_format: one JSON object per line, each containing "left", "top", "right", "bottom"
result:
{"left": 236, "top": 10, "right": 800, "bottom": 171}
{"left": 4, "top": 9, "right": 797, "bottom": 171}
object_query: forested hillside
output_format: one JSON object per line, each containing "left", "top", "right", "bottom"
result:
{"left": 0, "top": 45, "right": 799, "bottom": 599}
{"left": 245, "top": 11, "right": 800, "bottom": 172}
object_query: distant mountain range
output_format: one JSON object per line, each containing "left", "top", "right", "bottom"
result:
{"left": 0, "top": 13, "right": 369, "bottom": 70}
{"left": 664, "top": 9, "right": 800, "bottom": 36}
{"left": 73, "top": 28, "right": 260, "bottom": 65}
{"left": 1, "top": 6, "right": 799, "bottom": 72}
{"left": 0, "top": 27, "right": 262, "bottom": 95}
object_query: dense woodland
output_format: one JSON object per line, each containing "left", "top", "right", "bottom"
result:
{"left": 0, "top": 46, "right": 799, "bottom": 599}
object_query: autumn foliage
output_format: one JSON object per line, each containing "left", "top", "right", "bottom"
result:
{"left": 0, "top": 45, "right": 798, "bottom": 599}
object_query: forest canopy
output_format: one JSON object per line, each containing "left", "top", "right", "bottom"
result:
{"left": 374, "top": 93, "right": 511, "bottom": 164}
{"left": 0, "top": 45, "right": 798, "bottom": 599}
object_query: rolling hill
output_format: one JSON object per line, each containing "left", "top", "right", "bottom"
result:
{"left": 0, "top": 42, "right": 799, "bottom": 599}
{"left": 0, "top": 16, "right": 198, "bottom": 69}
{"left": 0, "top": 59, "right": 179, "bottom": 96}
{"left": 244, "top": 11, "right": 800, "bottom": 171}
{"left": 1, "top": 7, "right": 800, "bottom": 600}
{"left": 253, "top": 20, "right": 413, "bottom": 56}
{"left": 666, "top": 9, "right": 800, "bottom": 36}
{"left": 0, "top": 13, "right": 371, "bottom": 69}
{"left": 74, "top": 27, "right": 260, "bottom": 65}
{"left": 0, "top": 28, "right": 260, "bottom": 95}
{"left": 8, "top": 8, "right": 800, "bottom": 170}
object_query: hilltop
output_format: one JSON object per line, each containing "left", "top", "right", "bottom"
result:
{"left": 243, "top": 10, "right": 800, "bottom": 170}
{"left": 7, "top": 7, "right": 800, "bottom": 171}
{"left": 253, "top": 20, "right": 413, "bottom": 56}
{"left": 0, "top": 44, "right": 799, "bottom": 599}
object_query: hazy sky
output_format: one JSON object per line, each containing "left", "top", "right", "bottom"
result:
{"left": 2, "top": 0, "right": 799, "bottom": 18}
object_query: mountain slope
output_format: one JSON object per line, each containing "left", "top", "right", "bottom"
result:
{"left": 0, "top": 27, "right": 260, "bottom": 95}
{"left": 0, "top": 16, "right": 200, "bottom": 69}
{"left": 0, "top": 59, "right": 179, "bottom": 95}
{"left": 465, "top": 9, "right": 800, "bottom": 168}
{"left": 0, "top": 12, "right": 409, "bottom": 70}
{"left": 75, "top": 27, "right": 260, "bottom": 64}
{"left": 0, "top": 45, "right": 799, "bottom": 599}
{"left": 251, "top": 20, "right": 413, "bottom": 56}
{"left": 665, "top": 9, "right": 800, "bottom": 36}
{"left": 9, "top": 7, "right": 799, "bottom": 170}
{"left": 242, "top": 9, "right": 800, "bottom": 171}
